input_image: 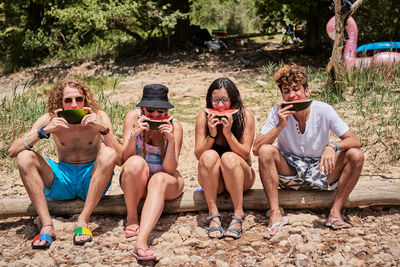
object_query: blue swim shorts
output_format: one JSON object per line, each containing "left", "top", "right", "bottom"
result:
{"left": 44, "top": 158, "right": 112, "bottom": 200}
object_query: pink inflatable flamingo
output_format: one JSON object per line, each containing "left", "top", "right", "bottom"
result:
{"left": 326, "top": 16, "right": 400, "bottom": 69}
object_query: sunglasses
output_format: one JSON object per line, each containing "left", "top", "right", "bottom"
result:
{"left": 210, "top": 97, "right": 230, "bottom": 105}
{"left": 64, "top": 96, "right": 84, "bottom": 103}
{"left": 145, "top": 108, "right": 167, "bottom": 114}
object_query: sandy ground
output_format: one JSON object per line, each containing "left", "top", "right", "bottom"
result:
{"left": 1, "top": 42, "right": 400, "bottom": 266}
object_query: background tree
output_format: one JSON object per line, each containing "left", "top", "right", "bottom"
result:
{"left": 326, "top": 0, "right": 363, "bottom": 93}
{"left": 255, "top": 0, "right": 333, "bottom": 49}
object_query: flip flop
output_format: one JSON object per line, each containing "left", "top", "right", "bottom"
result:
{"left": 31, "top": 233, "right": 53, "bottom": 249}
{"left": 73, "top": 226, "right": 93, "bottom": 246}
{"left": 264, "top": 216, "right": 289, "bottom": 239}
{"left": 224, "top": 215, "right": 244, "bottom": 239}
{"left": 31, "top": 224, "right": 55, "bottom": 250}
{"left": 125, "top": 225, "right": 140, "bottom": 238}
{"left": 206, "top": 213, "right": 225, "bottom": 239}
{"left": 325, "top": 217, "right": 352, "bottom": 229}
{"left": 129, "top": 248, "right": 157, "bottom": 261}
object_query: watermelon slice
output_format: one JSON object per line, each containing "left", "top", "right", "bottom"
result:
{"left": 58, "top": 109, "right": 89, "bottom": 124}
{"left": 281, "top": 99, "right": 312, "bottom": 112}
{"left": 146, "top": 115, "right": 173, "bottom": 130}
{"left": 204, "top": 108, "right": 239, "bottom": 120}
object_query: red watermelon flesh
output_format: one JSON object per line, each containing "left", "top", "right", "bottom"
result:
{"left": 146, "top": 115, "right": 173, "bottom": 130}
{"left": 204, "top": 108, "right": 239, "bottom": 120}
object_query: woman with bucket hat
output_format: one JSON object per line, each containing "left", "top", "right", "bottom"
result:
{"left": 120, "top": 84, "right": 184, "bottom": 261}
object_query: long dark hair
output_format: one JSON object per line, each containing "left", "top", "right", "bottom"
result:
{"left": 206, "top": 78, "right": 245, "bottom": 141}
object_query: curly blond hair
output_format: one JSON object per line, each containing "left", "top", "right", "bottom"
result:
{"left": 140, "top": 107, "right": 168, "bottom": 160}
{"left": 274, "top": 64, "right": 308, "bottom": 91}
{"left": 46, "top": 78, "right": 99, "bottom": 115}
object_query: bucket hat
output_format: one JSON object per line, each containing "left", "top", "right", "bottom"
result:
{"left": 136, "top": 84, "right": 174, "bottom": 109}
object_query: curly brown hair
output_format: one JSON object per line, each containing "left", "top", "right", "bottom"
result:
{"left": 46, "top": 78, "right": 99, "bottom": 115}
{"left": 274, "top": 64, "right": 308, "bottom": 91}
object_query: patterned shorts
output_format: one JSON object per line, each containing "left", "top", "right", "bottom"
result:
{"left": 279, "top": 152, "right": 338, "bottom": 191}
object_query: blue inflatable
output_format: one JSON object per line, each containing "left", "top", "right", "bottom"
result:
{"left": 357, "top": 42, "right": 400, "bottom": 53}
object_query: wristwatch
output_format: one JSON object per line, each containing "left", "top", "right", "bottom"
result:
{"left": 37, "top": 126, "right": 51, "bottom": 139}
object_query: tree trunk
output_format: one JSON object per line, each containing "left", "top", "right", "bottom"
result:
{"left": 326, "top": 0, "right": 364, "bottom": 93}
{"left": 1, "top": 183, "right": 399, "bottom": 218}
{"left": 326, "top": 0, "right": 347, "bottom": 93}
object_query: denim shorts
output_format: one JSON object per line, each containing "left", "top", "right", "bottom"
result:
{"left": 44, "top": 158, "right": 112, "bottom": 200}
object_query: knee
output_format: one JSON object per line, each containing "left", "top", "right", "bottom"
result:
{"left": 121, "top": 156, "right": 148, "bottom": 180}
{"left": 199, "top": 150, "right": 220, "bottom": 170}
{"left": 220, "top": 152, "right": 240, "bottom": 170}
{"left": 16, "top": 150, "right": 37, "bottom": 169}
{"left": 148, "top": 173, "right": 167, "bottom": 192}
{"left": 345, "top": 148, "right": 364, "bottom": 166}
{"left": 97, "top": 146, "right": 118, "bottom": 166}
{"left": 258, "top": 144, "right": 278, "bottom": 163}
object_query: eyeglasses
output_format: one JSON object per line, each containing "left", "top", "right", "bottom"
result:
{"left": 210, "top": 97, "right": 230, "bottom": 105}
{"left": 145, "top": 108, "right": 166, "bottom": 114}
{"left": 64, "top": 97, "right": 84, "bottom": 103}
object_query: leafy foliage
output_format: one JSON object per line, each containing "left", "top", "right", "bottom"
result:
{"left": 354, "top": 0, "right": 400, "bottom": 44}
{"left": 0, "top": 0, "right": 186, "bottom": 71}
{"left": 191, "top": 0, "right": 262, "bottom": 34}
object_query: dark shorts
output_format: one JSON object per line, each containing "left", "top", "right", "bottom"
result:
{"left": 44, "top": 158, "right": 112, "bottom": 200}
{"left": 278, "top": 152, "right": 338, "bottom": 191}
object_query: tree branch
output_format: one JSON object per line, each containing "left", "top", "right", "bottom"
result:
{"left": 350, "top": 0, "right": 364, "bottom": 16}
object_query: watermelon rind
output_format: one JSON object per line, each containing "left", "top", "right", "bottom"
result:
{"left": 146, "top": 116, "right": 173, "bottom": 130}
{"left": 58, "top": 109, "right": 89, "bottom": 124}
{"left": 281, "top": 99, "right": 312, "bottom": 112}
{"left": 204, "top": 109, "right": 239, "bottom": 120}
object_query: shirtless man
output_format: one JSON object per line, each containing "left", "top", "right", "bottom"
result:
{"left": 253, "top": 64, "right": 364, "bottom": 239}
{"left": 8, "top": 78, "right": 122, "bottom": 249}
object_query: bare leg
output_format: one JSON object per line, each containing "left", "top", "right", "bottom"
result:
{"left": 327, "top": 148, "right": 364, "bottom": 224}
{"left": 120, "top": 156, "right": 149, "bottom": 233}
{"left": 258, "top": 145, "right": 296, "bottom": 238}
{"left": 220, "top": 152, "right": 255, "bottom": 237}
{"left": 198, "top": 150, "right": 224, "bottom": 238}
{"left": 135, "top": 171, "right": 184, "bottom": 257}
{"left": 75, "top": 146, "right": 117, "bottom": 243}
{"left": 16, "top": 150, "right": 55, "bottom": 246}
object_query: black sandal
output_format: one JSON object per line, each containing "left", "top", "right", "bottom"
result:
{"left": 224, "top": 216, "right": 243, "bottom": 239}
{"left": 206, "top": 213, "right": 224, "bottom": 239}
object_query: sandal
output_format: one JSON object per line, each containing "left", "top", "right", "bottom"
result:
{"left": 129, "top": 248, "right": 157, "bottom": 261}
{"left": 31, "top": 224, "right": 55, "bottom": 250}
{"left": 224, "top": 215, "right": 244, "bottom": 239}
{"left": 125, "top": 225, "right": 140, "bottom": 238}
{"left": 206, "top": 213, "right": 224, "bottom": 239}
{"left": 73, "top": 226, "right": 93, "bottom": 246}
{"left": 325, "top": 217, "right": 351, "bottom": 229}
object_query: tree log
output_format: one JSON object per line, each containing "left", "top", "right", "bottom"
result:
{"left": 0, "top": 183, "right": 399, "bottom": 218}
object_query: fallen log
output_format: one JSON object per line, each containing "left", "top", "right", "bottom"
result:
{"left": 1, "top": 183, "right": 399, "bottom": 218}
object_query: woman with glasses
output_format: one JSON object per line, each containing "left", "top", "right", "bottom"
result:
{"left": 120, "top": 84, "right": 184, "bottom": 261}
{"left": 194, "top": 78, "right": 255, "bottom": 239}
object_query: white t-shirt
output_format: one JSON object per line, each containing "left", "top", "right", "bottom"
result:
{"left": 260, "top": 100, "right": 349, "bottom": 158}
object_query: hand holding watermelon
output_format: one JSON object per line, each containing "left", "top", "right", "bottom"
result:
{"left": 158, "top": 120, "right": 174, "bottom": 141}
{"left": 47, "top": 108, "right": 70, "bottom": 133}
{"left": 277, "top": 102, "right": 296, "bottom": 129}
{"left": 131, "top": 115, "right": 150, "bottom": 138}
{"left": 220, "top": 113, "right": 233, "bottom": 136}
{"left": 206, "top": 112, "right": 220, "bottom": 138}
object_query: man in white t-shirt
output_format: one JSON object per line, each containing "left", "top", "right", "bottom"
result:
{"left": 253, "top": 64, "right": 364, "bottom": 239}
